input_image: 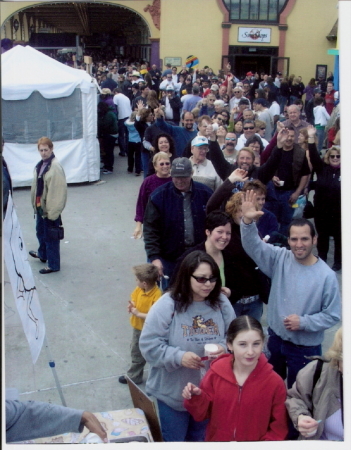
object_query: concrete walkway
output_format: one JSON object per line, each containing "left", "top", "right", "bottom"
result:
{"left": 4, "top": 148, "right": 342, "bottom": 414}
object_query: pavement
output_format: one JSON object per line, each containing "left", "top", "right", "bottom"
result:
{"left": 4, "top": 148, "right": 342, "bottom": 414}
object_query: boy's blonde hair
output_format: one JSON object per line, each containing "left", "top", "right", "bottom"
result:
{"left": 133, "top": 263, "right": 159, "bottom": 285}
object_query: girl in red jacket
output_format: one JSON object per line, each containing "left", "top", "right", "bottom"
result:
{"left": 182, "top": 315, "right": 288, "bottom": 441}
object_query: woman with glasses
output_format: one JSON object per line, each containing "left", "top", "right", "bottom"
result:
{"left": 306, "top": 126, "right": 341, "bottom": 271}
{"left": 133, "top": 152, "right": 172, "bottom": 239}
{"left": 146, "top": 133, "right": 175, "bottom": 176}
{"left": 139, "top": 250, "right": 235, "bottom": 442}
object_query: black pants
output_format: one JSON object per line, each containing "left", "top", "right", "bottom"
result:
{"left": 127, "top": 142, "right": 142, "bottom": 174}
{"left": 102, "top": 134, "right": 116, "bottom": 171}
{"left": 314, "top": 213, "right": 341, "bottom": 265}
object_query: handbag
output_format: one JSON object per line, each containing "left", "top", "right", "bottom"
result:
{"left": 47, "top": 217, "right": 64, "bottom": 241}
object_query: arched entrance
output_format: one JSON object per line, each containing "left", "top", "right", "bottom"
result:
{"left": 1, "top": 2, "right": 155, "bottom": 63}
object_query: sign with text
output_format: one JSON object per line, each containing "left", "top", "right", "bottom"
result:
{"left": 164, "top": 57, "right": 182, "bottom": 67}
{"left": 238, "top": 27, "right": 271, "bottom": 43}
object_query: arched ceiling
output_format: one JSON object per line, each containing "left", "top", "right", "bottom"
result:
{"left": 22, "top": 2, "right": 148, "bottom": 36}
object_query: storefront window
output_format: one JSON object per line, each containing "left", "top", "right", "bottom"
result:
{"left": 223, "top": 0, "right": 288, "bottom": 23}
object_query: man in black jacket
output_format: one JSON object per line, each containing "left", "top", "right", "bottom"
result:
{"left": 143, "top": 157, "right": 213, "bottom": 290}
{"left": 207, "top": 128, "right": 283, "bottom": 192}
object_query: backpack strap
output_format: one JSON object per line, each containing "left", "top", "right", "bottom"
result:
{"left": 311, "top": 359, "right": 323, "bottom": 417}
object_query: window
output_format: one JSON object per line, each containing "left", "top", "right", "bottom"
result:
{"left": 223, "top": 0, "right": 288, "bottom": 23}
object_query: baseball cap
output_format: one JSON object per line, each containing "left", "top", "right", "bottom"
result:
{"left": 246, "top": 71, "right": 253, "bottom": 77}
{"left": 210, "top": 84, "right": 219, "bottom": 91}
{"left": 171, "top": 158, "right": 193, "bottom": 177}
{"left": 191, "top": 136, "right": 209, "bottom": 147}
{"left": 314, "top": 88, "right": 322, "bottom": 94}
{"left": 166, "top": 85, "right": 174, "bottom": 91}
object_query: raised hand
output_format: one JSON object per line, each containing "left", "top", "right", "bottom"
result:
{"left": 276, "top": 127, "right": 289, "bottom": 148}
{"left": 136, "top": 100, "right": 145, "bottom": 111}
{"left": 307, "top": 124, "right": 316, "bottom": 138}
{"left": 228, "top": 168, "right": 248, "bottom": 184}
{"left": 241, "top": 190, "right": 264, "bottom": 223}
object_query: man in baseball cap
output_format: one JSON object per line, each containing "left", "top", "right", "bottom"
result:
{"left": 143, "top": 156, "right": 212, "bottom": 289}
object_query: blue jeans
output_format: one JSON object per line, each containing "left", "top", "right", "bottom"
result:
{"left": 160, "top": 258, "right": 177, "bottom": 291}
{"left": 279, "top": 96, "right": 288, "bottom": 114}
{"left": 36, "top": 214, "right": 61, "bottom": 271}
{"left": 157, "top": 399, "right": 208, "bottom": 442}
{"left": 267, "top": 328, "right": 322, "bottom": 388}
{"left": 266, "top": 188, "right": 295, "bottom": 236}
{"left": 117, "top": 118, "right": 129, "bottom": 155}
{"left": 233, "top": 299, "right": 263, "bottom": 322}
{"left": 141, "top": 151, "right": 151, "bottom": 179}
{"left": 315, "top": 127, "right": 325, "bottom": 153}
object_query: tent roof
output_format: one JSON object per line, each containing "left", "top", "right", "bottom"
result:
{"left": 2, "top": 45, "right": 94, "bottom": 100}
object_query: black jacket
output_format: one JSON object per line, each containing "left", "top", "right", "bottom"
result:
{"left": 207, "top": 140, "right": 283, "bottom": 183}
{"left": 160, "top": 95, "right": 182, "bottom": 123}
{"left": 308, "top": 143, "right": 340, "bottom": 220}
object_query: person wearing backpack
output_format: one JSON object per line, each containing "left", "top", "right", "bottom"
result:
{"left": 285, "top": 328, "right": 343, "bottom": 441}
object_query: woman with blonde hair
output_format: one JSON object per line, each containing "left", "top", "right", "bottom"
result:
{"left": 306, "top": 126, "right": 341, "bottom": 270}
{"left": 286, "top": 328, "right": 343, "bottom": 441}
{"left": 133, "top": 152, "right": 171, "bottom": 239}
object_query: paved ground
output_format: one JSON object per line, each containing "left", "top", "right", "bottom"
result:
{"left": 4, "top": 148, "right": 342, "bottom": 415}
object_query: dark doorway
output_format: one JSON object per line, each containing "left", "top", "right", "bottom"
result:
{"left": 229, "top": 46, "right": 279, "bottom": 79}
{"left": 233, "top": 56, "right": 271, "bottom": 79}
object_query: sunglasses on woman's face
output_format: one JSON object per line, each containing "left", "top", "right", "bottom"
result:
{"left": 329, "top": 155, "right": 340, "bottom": 159}
{"left": 159, "top": 162, "right": 170, "bottom": 166}
{"left": 191, "top": 275, "right": 217, "bottom": 284}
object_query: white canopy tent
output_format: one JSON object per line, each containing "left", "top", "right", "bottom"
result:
{"left": 2, "top": 45, "right": 100, "bottom": 187}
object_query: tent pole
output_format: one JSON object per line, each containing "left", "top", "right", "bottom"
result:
{"left": 43, "top": 335, "right": 67, "bottom": 406}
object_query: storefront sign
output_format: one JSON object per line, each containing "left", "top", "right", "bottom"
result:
{"left": 238, "top": 27, "right": 271, "bottom": 43}
{"left": 164, "top": 57, "right": 182, "bottom": 66}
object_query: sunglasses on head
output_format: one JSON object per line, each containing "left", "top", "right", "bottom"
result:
{"left": 191, "top": 275, "right": 217, "bottom": 284}
{"left": 329, "top": 154, "right": 340, "bottom": 159}
{"left": 244, "top": 126, "right": 255, "bottom": 130}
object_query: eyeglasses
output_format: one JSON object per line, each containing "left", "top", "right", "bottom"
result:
{"left": 226, "top": 137, "right": 236, "bottom": 141}
{"left": 260, "top": 127, "right": 266, "bottom": 130}
{"left": 329, "top": 155, "right": 340, "bottom": 159}
{"left": 159, "top": 162, "right": 170, "bottom": 166}
{"left": 234, "top": 91, "right": 241, "bottom": 93}
{"left": 191, "top": 275, "right": 217, "bottom": 284}
{"left": 243, "top": 126, "right": 255, "bottom": 130}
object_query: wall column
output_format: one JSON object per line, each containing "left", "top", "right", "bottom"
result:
{"left": 149, "top": 38, "right": 160, "bottom": 67}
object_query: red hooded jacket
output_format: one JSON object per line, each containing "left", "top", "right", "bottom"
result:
{"left": 184, "top": 353, "right": 288, "bottom": 441}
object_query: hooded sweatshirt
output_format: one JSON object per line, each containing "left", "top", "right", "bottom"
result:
{"left": 184, "top": 353, "right": 288, "bottom": 441}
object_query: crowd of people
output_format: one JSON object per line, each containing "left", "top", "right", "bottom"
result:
{"left": 3, "top": 56, "right": 343, "bottom": 443}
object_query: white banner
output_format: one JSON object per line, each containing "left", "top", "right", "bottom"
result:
{"left": 4, "top": 194, "right": 45, "bottom": 364}
{"left": 238, "top": 27, "right": 271, "bottom": 43}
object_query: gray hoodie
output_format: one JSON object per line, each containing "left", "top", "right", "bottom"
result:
{"left": 139, "top": 292, "right": 235, "bottom": 411}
